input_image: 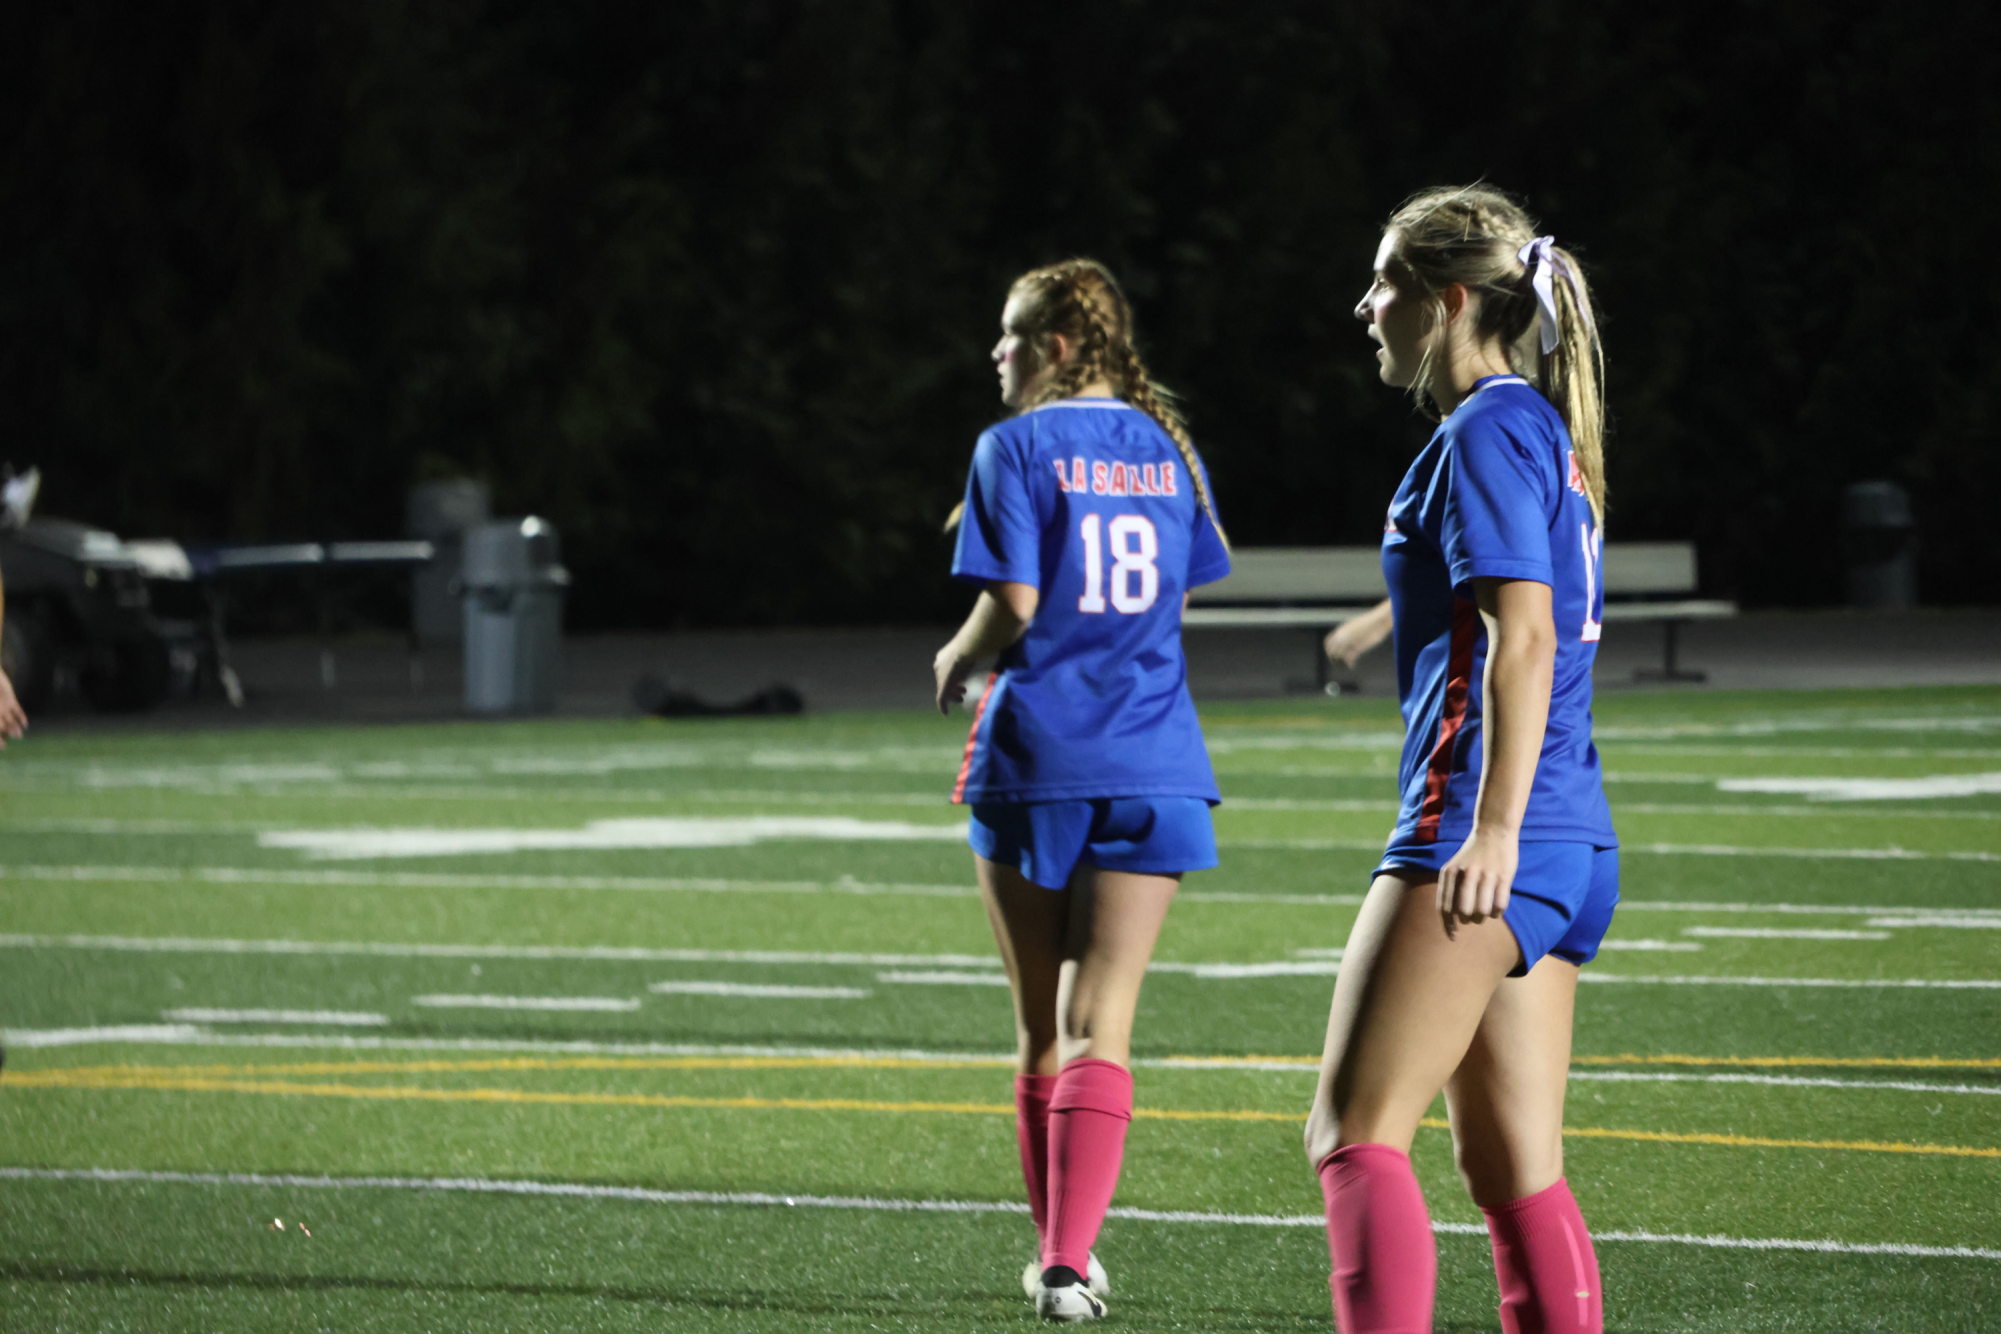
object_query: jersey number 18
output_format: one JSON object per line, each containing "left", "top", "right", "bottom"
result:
{"left": 1078, "top": 514, "right": 1159, "bottom": 614}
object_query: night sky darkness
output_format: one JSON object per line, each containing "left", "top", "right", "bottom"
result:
{"left": 3, "top": 2, "right": 1995, "bottom": 628}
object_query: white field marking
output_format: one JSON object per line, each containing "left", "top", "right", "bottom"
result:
{"left": 1717, "top": 773, "right": 2001, "bottom": 802}
{"left": 2, "top": 1168, "right": 1996, "bottom": 1261}
{"left": 1568, "top": 1071, "right": 2001, "bottom": 1097}
{"left": 1607, "top": 803, "right": 2001, "bottom": 822}
{"left": 1682, "top": 927, "right": 1893, "bottom": 941}
{"left": 1597, "top": 940, "right": 1705, "bottom": 952}
{"left": 259, "top": 817, "right": 969, "bottom": 860}
{"left": 1618, "top": 899, "right": 2001, "bottom": 919}
{"left": 0, "top": 864, "right": 980, "bottom": 899}
{"left": 1594, "top": 716, "right": 2001, "bottom": 741}
{"left": 1603, "top": 744, "right": 2001, "bottom": 760}
{"left": 1582, "top": 975, "right": 2001, "bottom": 989}
{"left": 161, "top": 1009, "right": 388, "bottom": 1027}
{"left": 1291, "top": 948, "right": 1346, "bottom": 959}
{"left": 648, "top": 981, "right": 869, "bottom": 1000}
{"left": 0, "top": 934, "right": 996, "bottom": 968}
{"left": 5, "top": 863, "right": 1996, "bottom": 922}
{"left": 1149, "top": 960, "right": 1343, "bottom": 979}
{"left": 1220, "top": 838, "right": 2001, "bottom": 863}
{"left": 1, "top": 1024, "right": 205, "bottom": 1048}
{"left": 1869, "top": 917, "right": 2001, "bottom": 929}
{"left": 1223, "top": 799, "right": 2001, "bottom": 823}
{"left": 409, "top": 995, "right": 641, "bottom": 1012}
{"left": 875, "top": 971, "right": 1012, "bottom": 987}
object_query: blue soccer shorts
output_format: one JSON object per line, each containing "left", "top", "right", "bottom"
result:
{"left": 1374, "top": 840, "right": 1620, "bottom": 976}
{"left": 968, "top": 797, "right": 1219, "bottom": 891}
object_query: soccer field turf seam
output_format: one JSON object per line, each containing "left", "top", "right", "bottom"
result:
{"left": 5, "top": 1167, "right": 1997, "bottom": 1263}
{"left": 9, "top": 1067, "right": 1999, "bottom": 1157}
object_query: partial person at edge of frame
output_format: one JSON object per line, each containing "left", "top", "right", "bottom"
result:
{"left": 0, "top": 564, "right": 29, "bottom": 747}
{"left": 933, "top": 258, "right": 1231, "bottom": 1324}
{"left": 1304, "top": 186, "right": 1619, "bottom": 1334}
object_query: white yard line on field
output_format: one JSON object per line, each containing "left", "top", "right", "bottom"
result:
{"left": 259, "top": 817, "right": 969, "bottom": 860}
{"left": 1681, "top": 928, "right": 1893, "bottom": 941}
{"left": 1224, "top": 840, "right": 2001, "bottom": 863}
{"left": 1, "top": 1168, "right": 1994, "bottom": 1261}
{"left": 409, "top": 995, "right": 641, "bottom": 1012}
{"left": 161, "top": 1009, "right": 387, "bottom": 1026}
{"left": 1567, "top": 1071, "right": 2001, "bottom": 1097}
{"left": 648, "top": 982, "right": 869, "bottom": 1000}
{"left": 876, "top": 971, "right": 1012, "bottom": 987}
{"left": 1598, "top": 940, "right": 1705, "bottom": 952}
{"left": 1718, "top": 774, "right": 2001, "bottom": 801}
{"left": 0, "top": 933, "right": 998, "bottom": 967}
{"left": 1582, "top": 975, "right": 2001, "bottom": 989}
{"left": 1869, "top": 917, "right": 2001, "bottom": 929}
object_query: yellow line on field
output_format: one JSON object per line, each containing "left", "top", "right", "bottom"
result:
{"left": 21, "top": 1055, "right": 1015, "bottom": 1081}
{"left": 9, "top": 1070, "right": 1999, "bottom": 1156}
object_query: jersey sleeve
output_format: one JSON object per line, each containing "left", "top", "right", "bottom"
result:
{"left": 1186, "top": 468, "right": 1232, "bottom": 589}
{"left": 951, "top": 428, "right": 1044, "bottom": 588}
{"left": 1438, "top": 420, "right": 1553, "bottom": 590}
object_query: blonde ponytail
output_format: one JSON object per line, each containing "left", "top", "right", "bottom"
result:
{"left": 1386, "top": 187, "right": 1608, "bottom": 523}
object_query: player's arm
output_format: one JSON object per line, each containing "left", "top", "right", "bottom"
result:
{"left": 1437, "top": 577, "right": 1553, "bottom": 934}
{"left": 934, "top": 581, "right": 1039, "bottom": 714}
{"left": 1323, "top": 598, "right": 1393, "bottom": 668}
{"left": 0, "top": 564, "right": 26, "bottom": 745}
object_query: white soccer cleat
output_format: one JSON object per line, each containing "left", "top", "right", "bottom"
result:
{"left": 1023, "top": 1254, "right": 1109, "bottom": 1299}
{"left": 1035, "top": 1272, "right": 1106, "bottom": 1323}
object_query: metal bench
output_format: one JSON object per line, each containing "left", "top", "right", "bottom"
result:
{"left": 1185, "top": 543, "right": 1736, "bottom": 685}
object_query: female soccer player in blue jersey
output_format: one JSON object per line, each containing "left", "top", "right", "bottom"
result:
{"left": 933, "top": 258, "right": 1230, "bottom": 1323}
{"left": 1303, "top": 187, "right": 1617, "bottom": 1334}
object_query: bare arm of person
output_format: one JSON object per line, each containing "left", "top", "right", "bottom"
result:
{"left": 1323, "top": 598, "right": 1393, "bottom": 669}
{"left": 1437, "top": 577, "right": 1554, "bottom": 934}
{"left": 0, "top": 567, "right": 26, "bottom": 745}
{"left": 933, "top": 581, "right": 1039, "bottom": 714}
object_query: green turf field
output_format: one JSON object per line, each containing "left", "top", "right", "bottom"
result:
{"left": 1, "top": 685, "right": 1996, "bottom": 1332}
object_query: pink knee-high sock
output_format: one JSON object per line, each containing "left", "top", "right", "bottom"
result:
{"left": 1013, "top": 1074, "right": 1057, "bottom": 1238}
{"left": 1482, "top": 1178, "right": 1602, "bottom": 1334}
{"left": 1317, "top": 1143, "right": 1437, "bottom": 1334}
{"left": 1041, "top": 1058, "right": 1133, "bottom": 1273}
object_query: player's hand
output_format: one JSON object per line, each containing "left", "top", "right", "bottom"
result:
{"left": 933, "top": 641, "right": 974, "bottom": 715}
{"left": 0, "top": 668, "right": 27, "bottom": 748}
{"left": 1323, "top": 622, "right": 1371, "bottom": 669}
{"left": 1436, "top": 826, "right": 1516, "bottom": 939}
{"left": 1323, "top": 600, "right": 1393, "bottom": 670}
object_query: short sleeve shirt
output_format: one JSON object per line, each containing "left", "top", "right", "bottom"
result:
{"left": 1381, "top": 376, "right": 1618, "bottom": 848}
{"left": 949, "top": 399, "right": 1231, "bottom": 803}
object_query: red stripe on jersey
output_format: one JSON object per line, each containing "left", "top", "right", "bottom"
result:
{"left": 1415, "top": 597, "right": 1479, "bottom": 843}
{"left": 950, "top": 673, "right": 999, "bottom": 804}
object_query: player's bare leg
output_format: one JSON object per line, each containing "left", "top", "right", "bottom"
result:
{"left": 980, "top": 859, "right": 1175, "bottom": 1319}
{"left": 977, "top": 856, "right": 1068, "bottom": 1075}
{"left": 1448, "top": 956, "right": 1603, "bottom": 1333}
{"left": 1303, "top": 872, "right": 1520, "bottom": 1332}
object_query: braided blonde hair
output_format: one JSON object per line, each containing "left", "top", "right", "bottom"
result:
{"left": 1386, "top": 186, "right": 1607, "bottom": 523}
{"left": 1008, "top": 259, "right": 1229, "bottom": 548}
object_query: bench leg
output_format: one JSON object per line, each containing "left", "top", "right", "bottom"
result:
{"left": 1633, "top": 619, "right": 1708, "bottom": 683}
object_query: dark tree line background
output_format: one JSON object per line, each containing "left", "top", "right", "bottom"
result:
{"left": 4, "top": 1, "right": 1996, "bottom": 629}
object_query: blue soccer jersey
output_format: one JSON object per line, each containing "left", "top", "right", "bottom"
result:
{"left": 1382, "top": 375, "right": 1618, "bottom": 848}
{"left": 949, "top": 398, "right": 1231, "bottom": 804}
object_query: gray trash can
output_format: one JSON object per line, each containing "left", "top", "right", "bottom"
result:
{"left": 1842, "top": 481, "right": 1916, "bottom": 610}
{"left": 460, "top": 517, "right": 569, "bottom": 713}
{"left": 407, "top": 479, "right": 491, "bottom": 646}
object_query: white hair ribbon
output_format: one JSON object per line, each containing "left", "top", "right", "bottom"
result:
{"left": 1517, "top": 236, "right": 1597, "bottom": 356}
